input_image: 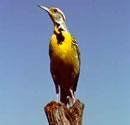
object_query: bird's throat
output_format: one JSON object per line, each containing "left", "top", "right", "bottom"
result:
{"left": 54, "top": 28, "right": 65, "bottom": 44}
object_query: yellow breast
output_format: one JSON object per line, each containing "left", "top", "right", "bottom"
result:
{"left": 49, "top": 29, "right": 80, "bottom": 90}
{"left": 50, "top": 31, "right": 74, "bottom": 63}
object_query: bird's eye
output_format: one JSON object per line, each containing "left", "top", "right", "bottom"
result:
{"left": 53, "top": 9, "right": 57, "bottom": 13}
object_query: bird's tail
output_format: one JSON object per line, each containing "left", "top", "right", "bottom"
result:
{"left": 60, "top": 88, "right": 74, "bottom": 105}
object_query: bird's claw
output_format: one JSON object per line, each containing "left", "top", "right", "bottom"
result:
{"left": 66, "top": 89, "right": 76, "bottom": 107}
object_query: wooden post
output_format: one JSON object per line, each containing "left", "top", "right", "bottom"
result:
{"left": 44, "top": 99, "right": 84, "bottom": 125}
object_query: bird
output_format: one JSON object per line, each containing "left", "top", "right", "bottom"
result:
{"left": 39, "top": 5, "right": 80, "bottom": 105}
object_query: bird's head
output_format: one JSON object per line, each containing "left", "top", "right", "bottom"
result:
{"left": 39, "top": 5, "right": 67, "bottom": 31}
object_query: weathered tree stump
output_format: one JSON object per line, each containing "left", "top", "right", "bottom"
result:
{"left": 44, "top": 99, "right": 84, "bottom": 125}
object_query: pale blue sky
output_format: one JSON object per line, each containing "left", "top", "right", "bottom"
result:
{"left": 0, "top": 0, "right": 130, "bottom": 125}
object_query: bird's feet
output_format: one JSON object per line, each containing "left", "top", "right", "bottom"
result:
{"left": 70, "top": 89, "right": 76, "bottom": 104}
{"left": 67, "top": 89, "right": 76, "bottom": 107}
{"left": 56, "top": 93, "right": 60, "bottom": 103}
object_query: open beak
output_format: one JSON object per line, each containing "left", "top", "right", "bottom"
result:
{"left": 38, "top": 5, "right": 50, "bottom": 13}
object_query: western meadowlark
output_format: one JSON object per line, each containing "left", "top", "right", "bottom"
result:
{"left": 39, "top": 5, "right": 80, "bottom": 105}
